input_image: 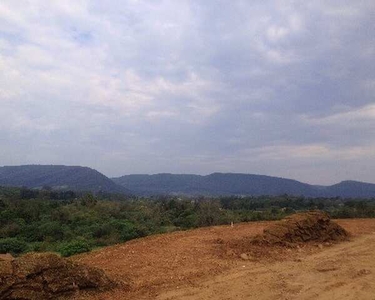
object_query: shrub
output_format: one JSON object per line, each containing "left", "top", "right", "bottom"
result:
{"left": 0, "top": 237, "right": 28, "bottom": 255}
{"left": 110, "top": 220, "right": 140, "bottom": 241}
{"left": 59, "top": 240, "right": 91, "bottom": 257}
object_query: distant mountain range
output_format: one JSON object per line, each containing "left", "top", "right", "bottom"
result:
{"left": 0, "top": 165, "right": 131, "bottom": 194}
{"left": 1, "top": 165, "right": 375, "bottom": 198}
{"left": 113, "top": 173, "right": 375, "bottom": 198}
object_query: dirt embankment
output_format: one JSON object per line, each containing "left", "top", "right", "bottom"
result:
{"left": 0, "top": 253, "right": 118, "bottom": 300}
{"left": 252, "top": 211, "right": 349, "bottom": 246}
{"left": 221, "top": 211, "right": 349, "bottom": 262}
{"left": 74, "top": 216, "right": 375, "bottom": 299}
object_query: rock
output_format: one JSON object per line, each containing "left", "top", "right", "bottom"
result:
{"left": 357, "top": 269, "right": 371, "bottom": 276}
{"left": 240, "top": 253, "right": 249, "bottom": 260}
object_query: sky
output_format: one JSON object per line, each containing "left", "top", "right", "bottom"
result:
{"left": 1, "top": 0, "right": 375, "bottom": 185}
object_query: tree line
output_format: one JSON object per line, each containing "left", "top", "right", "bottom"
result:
{"left": 1, "top": 186, "right": 375, "bottom": 256}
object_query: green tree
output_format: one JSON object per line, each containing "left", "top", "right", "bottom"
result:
{"left": 59, "top": 240, "right": 91, "bottom": 257}
{"left": 0, "top": 237, "right": 28, "bottom": 255}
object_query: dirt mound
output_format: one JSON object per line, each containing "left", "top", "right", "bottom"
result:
{"left": 252, "top": 211, "right": 349, "bottom": 246}
{"left": 0, "top": 252, "right": 118, "bottom": 300}
{"left": 70, "top": 219, "right": 375, "bottom": 299}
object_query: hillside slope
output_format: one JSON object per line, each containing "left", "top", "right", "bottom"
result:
{"left": 325, "top": 180, "right": 375, "bottom": 198}
{"left": 112, "top": 173, "right": 375, "bottom": 198}
{"left": 0, "top": 165, "right": 131, "bottom": 194}
{"left": 74, "top": 219, "right": 375, "bottom": 300}
{"left": 112, "top": 173, "right": 315, "bottom": 196}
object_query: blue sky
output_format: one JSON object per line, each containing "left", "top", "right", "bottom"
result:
{"left": 1, "top": 0, "right": 375, "bottom": 184}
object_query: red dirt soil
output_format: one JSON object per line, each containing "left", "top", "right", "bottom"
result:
{"left": 252, "top": 211, "right": 349, "bottom": 245}
{"left": 72, "top": 218, "right": 375, "bottom": 300}
{"left": 0, "top": 252, "right": 116, "bottom": 300}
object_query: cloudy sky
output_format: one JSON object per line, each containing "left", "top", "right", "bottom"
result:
{"left": 1, "top": 0, "right": 375, "bottom": 184}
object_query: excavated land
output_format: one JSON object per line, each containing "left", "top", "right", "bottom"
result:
{"left": 71, "top": 216, "right": 375, "bottom": 300}
{"left": 224, "top": 211, "right": 350, "bottom": 260}
{"left": 3, "top": 215, "right": 375, "bottom": 299}
{"left": 252, "top": 211, "right": 349, "bottom": 246}
{"left": 0, "top": 253, "right": 118, "bottom": 300}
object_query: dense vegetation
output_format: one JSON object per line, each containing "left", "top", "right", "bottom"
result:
{"left": 1, "top": 186, "right": 375, "bottom": 257}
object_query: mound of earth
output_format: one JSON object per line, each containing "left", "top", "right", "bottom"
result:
{"left": 0, "top": 252, "right": 118, "bottom": 300}
{"left": 252, "top": 211, "right": 349, "bottom": 246}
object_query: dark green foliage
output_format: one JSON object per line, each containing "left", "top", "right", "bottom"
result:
{"left": 0, "top": 237, "right": 28, "bottom": 255}
{"left": 20, "top": 188, "right": 39, "bottom": 199}
{"left": 59, "top": 240, "right": 91, "bottom": 257}
{"left": 196, "top": 199, "right": 224, "bottom": 226}
{"left": 1, "top": 186, "right": 375, "bottom": 257}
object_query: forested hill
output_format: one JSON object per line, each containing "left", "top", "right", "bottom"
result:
{"left": 112, "top": 173, "right": 375, "bottom": 198}
{"left": 2, "top": 166, "right": 375, "bottom": 198}
{"left": 0, "top": 165, "right": 131, "bottom": 194}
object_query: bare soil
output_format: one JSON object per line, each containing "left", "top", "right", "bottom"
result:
{"left": 72, "top": 218, "right": 375, "bottom": 300}
{"left": 0, "top": 253, "right": 116, "bottom": 300}
{"left": 251, "top": 210, "right": 349, "bottom": 246}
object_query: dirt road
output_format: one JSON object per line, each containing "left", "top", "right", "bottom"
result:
{"left": 74, "top": 219, "right": 375, "bottom": 300}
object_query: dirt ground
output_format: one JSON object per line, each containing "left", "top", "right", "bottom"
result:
{"left": 73, "top": 219, "right": 375, "bottom": 300}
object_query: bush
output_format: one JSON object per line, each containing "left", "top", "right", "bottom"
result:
{"left": 110, "top": 220, "right": 140, "bottom": 241}
{"left": 59, "top": 240, "right": 91, "bottom": 257}
{"left": 174, "top": 212, "right": 198, "bottom": 228}
{"left": 0, "top": 237, "right": 28, "bottom": 255}
{"left": 196, "top": 200, "right": 223, "bottom": 226}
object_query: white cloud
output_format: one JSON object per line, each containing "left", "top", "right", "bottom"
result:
{"left": 244, "top": 143, "right": 375, "bottom": 161}
{"left": 267, "top": 26, "right": 289, "bottom": 42}
{"left": 303, "top": 104, "right": 375, "bottom": 126}
{"left": 0, "top": 0, "right": 375, "bottom": 183}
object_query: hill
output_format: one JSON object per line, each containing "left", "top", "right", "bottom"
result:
{"left": 2, "top": 166, "right": 375, "bottom": 198}
{"left": 0, "top": 165, "right": 131, "bottom": 194}
{"left": 112, "top": 173, "right": 375, "bottom": 198}
{"left": 324, "top": 180, "right": 375, "bottom": 198}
